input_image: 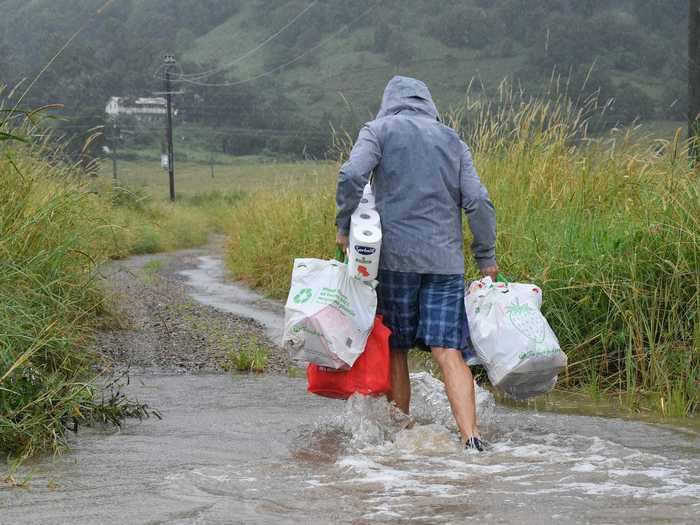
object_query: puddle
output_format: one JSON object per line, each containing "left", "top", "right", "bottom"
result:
{"left": 179, "top": 255, "right": 285, "bottom": 344}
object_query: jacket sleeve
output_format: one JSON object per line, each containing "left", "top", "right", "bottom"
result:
{"left": 459, "top": 142, "right": 497, "bottom": 269}
{"left": 335, "top": 126, "right": 382, "bottom": 235}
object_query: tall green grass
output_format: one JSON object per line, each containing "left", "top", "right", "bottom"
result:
{"left": 226, "top": 87, "right": 699, "bottom": 416}
{"left": 103, "top": 185, "right": 241, "bottom": 256}
{"left": 0, "top": 110, "right": 238, "bottom": 459}
{"left": 1, "top": 145, "right": 131, "bottom": 457}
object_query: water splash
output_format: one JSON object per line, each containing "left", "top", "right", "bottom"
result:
{"left": 393, "top": 424, "right": 456, "bottom": 455}
{"left": 311, "top": 372, "right": 497, "bottom": 453}
{"left": 409, "top": 372, "right": 496, "bottom": 431}
{"left": 342, "top": 393, "right": 413, "bottom": 448}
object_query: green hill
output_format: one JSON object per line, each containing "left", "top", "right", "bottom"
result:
{"left": 182, "top": 0, "right": 685, "bottom": 121}
{"left": 0, "top": 0, "right": 688, "bottom": 157}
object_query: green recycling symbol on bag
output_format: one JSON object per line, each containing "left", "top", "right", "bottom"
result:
{"left": 293, "top": 288, "right": 314, "bottom": 305}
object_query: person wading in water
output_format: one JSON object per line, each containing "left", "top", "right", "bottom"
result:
{"left": 335, "top": 76, "right": 498, "bottom": 451}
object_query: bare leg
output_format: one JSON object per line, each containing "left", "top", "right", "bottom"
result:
{"left": 431, "top": 347, "right": 479, "bottom": 442}
{"left": 388, "top": 350, "right": 410, "bottom": 414}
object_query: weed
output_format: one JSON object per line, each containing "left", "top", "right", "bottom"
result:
{"left": 110, "top": 185, "right": 151, "bottom": 211}
{"left": 94, "top": 291, "right": 132, "bottom": 331}
{"left": 583, "top": 366, "right": 604, "bottom": 403}
{"left": 408, "top": 350, "right": 440, "bottom": 377}
{"left": 140, "top": 259, "right": 164, "bottom": 284}
{"left": 287, "top": 366, "right": 306, "bottom": 379}
{"left": 2, "top": 456, "right": 34, "bottom": 489}
{"left": 183, "top": 190, "right": 244, "bottom": 207}
{"left": 90, "top": 374, "right": 162, "bottom": 427}
{"left": 225, "top": 339, "right": 269, "bottom": 373}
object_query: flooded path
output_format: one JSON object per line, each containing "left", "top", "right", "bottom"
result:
{"left": 2, "top": 253, "right": 699, "bottom": 524}
{"left": 178, "top": 255, "right": 285, "bottom": 344}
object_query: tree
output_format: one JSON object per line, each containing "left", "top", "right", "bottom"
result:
{"left": 388, "top": 35, "right": 417, "bottom": 66}
{"left": 637, "top": 0, "right": 686, "bottom": 33}
{"left": 429, "top": 7, "right": 503, "bottom": 49}
{"left": 0, "top": 35, "right": 13, "bottom": 84}
{"left": 373, "top": 22, "right": 392, "bottom": 53}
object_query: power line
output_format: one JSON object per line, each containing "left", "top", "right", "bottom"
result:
{"left": 174, "top": 0, "right": 382, "bottom": 88}
{"left": 153, "top": 60, "right": 184, "bottom": 81}
{"left": 177, "top": 54, "right": 475, "bottom": 98}
{"left": 283, "top": 56, "right": 457, "bottom": 93}
{"left": 7, "top": 0, "right": 118, "bottom": 119}
{"left": 177, "top": 0, "right": 320, "bottom": 81}
{"left": 59, "top": 123, "right": 330, "bottom": 138}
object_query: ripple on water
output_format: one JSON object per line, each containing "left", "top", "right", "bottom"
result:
{"left": 148, "top": 368, "right": 700, "bottom": 524}
{"left": 287, "top": 374, "right": 700, "bottom": 523}
{"left": 170, "top": 256, "right": 700, "bottom": 524}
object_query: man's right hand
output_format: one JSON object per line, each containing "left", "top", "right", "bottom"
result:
{"left": 480, "top": 265, "right": 499, "bottom": 282}
{"left": 336, "top": 231, "right": 349, "bottom": 253}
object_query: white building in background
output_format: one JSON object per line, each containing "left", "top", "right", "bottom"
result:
{"left": 105, "top": 97, "right": 173, "bottom": 121}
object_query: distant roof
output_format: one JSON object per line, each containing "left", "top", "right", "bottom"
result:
{"left": 134, "top": 97, "right": 166, "bottom": 106}
{"left": 106, "top": 96, "right": 168, "bottom": 116}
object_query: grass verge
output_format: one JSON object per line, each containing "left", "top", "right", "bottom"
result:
{"left": 225, "top": 87, "right": 699, "bottom": 416}
{"left": 0, "top": 111, "right": 239, "bottom": 460}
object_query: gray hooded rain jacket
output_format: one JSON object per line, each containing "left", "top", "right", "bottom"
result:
{"left": 336, "top": 76, "right": 496, "bottom": 275}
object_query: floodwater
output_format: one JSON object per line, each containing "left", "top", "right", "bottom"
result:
{"left": 178, "top": 255, "right": 285, "bottom": 343}
{"left": 2, "top": 254, "right": 699, "bottom": 524}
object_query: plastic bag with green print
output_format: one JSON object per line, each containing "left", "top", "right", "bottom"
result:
{"left": 465, "top": 274, "right": 567, "bottom": 400}
{"left": 283, "top": 250, "right": 377, "bottom": 369}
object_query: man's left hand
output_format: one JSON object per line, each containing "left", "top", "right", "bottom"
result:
{"left": 480, "top": 265, "right": 499, "bottom": 282}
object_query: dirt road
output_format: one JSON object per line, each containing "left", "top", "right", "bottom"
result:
{"left": 94, "top": 242, "right": 289, "bottom": 374}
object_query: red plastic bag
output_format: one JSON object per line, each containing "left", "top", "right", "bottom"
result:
{"left": 307, "top": 315, "right": 391, "bottom": 399}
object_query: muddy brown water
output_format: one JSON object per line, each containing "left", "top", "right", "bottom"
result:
{"left": 1, "top": 254, "right": 699, "bottom": 524}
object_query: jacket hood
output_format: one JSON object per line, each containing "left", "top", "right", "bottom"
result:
{"left": 376, "top": 76, "right": 439, "bottom": 120}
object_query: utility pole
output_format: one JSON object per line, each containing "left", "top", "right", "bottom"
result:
{"left": 111, "top": 120, "right": 119, "bottom": 181}
{"left": 163, "top": 54, "right": 177, "bottom": 201}
{"left": 104, "top": 119, "right": 120, "bottom": 181}
{"left": 209, "top": 151, "right": 215, "bottom": 178}
{"left": 689, "top": 0, "right": 700, "bottom": 161}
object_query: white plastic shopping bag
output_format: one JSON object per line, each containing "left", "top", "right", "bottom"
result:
{"left": 465, "top": 277, "right": 567, "bottom": 399}
{"left": 283, "top": 258, "right": 377, "bottom": 369}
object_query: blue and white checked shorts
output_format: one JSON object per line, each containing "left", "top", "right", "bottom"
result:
{"left": 377, "top": 270, "right": 468, "bottom": 352}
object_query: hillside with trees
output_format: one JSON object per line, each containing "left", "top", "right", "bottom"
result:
{"left": 0, "top": 0, "right": 688, "bottom": 157}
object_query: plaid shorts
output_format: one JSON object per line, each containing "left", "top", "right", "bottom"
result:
{"left": 377, "top": 270, "right": 467, "bottom": 352}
